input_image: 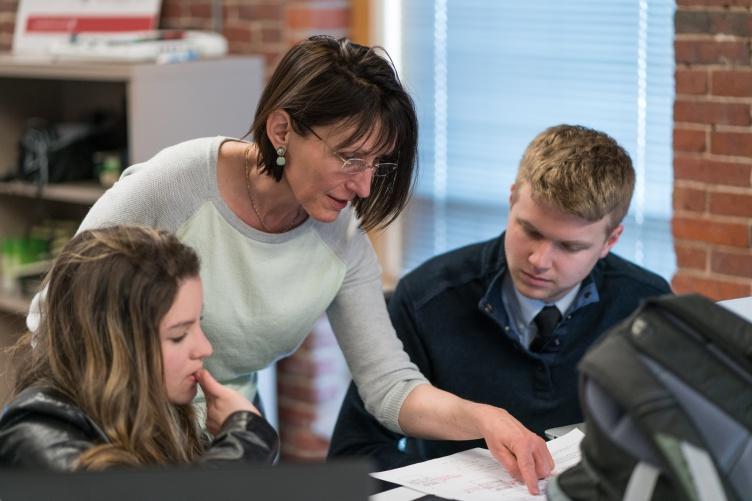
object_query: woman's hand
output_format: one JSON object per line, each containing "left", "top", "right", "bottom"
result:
{"left": 399, "top": 384, "right": 554, "bottom": 495}
{"left": 471, "top": 403, "right": 554, "bottom": 495}
{"left": 196, "top": 369, "right": 260, "bottom": 435}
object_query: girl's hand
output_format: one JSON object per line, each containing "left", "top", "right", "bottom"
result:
{"left": 196, "top": 369, "right": 260, "bottom": 435}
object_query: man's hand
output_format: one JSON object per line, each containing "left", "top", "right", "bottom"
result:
{"left": 472, "top": 403, "right": 554, "bottom": 495}
{"left": 196, "top": 369, "right": 260, "bottom": 435}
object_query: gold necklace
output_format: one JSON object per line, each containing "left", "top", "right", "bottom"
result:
{"left": 243, "top": 145, "right": 303, "bottom": 233}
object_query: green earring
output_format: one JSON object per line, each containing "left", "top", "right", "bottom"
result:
{"left": 276, "top": 146, "right": 287, "bottom": 166}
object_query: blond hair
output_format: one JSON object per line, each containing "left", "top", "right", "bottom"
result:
{"left": 514, "top": 124, "right": 634, "bottom": 232}
{"left": 9, "top": 226, "right": 203, "bottom": 469}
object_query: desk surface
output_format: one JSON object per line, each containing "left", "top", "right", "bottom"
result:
{"left": 718, "top": 296, "right": 752, "bottom": 322}
{"left": 370, "top": 486, "right": 427, "bottom": 501}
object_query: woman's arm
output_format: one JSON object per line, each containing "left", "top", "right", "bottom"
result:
{"left": 399, "top": 385, "right": 553, "bottom": 495}
{"left": 326, "top": 226, "right": 553, "bottom": 495}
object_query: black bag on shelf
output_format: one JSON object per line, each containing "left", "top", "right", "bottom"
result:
{"left": 16, "top": 113, "right": 125, "bottom": 186}
{"left": 546, "top": 294, "right": 752, "bottom": 501}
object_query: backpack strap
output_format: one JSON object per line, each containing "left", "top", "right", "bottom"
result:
{"left": 651, "top": 433, "right": 729, "bottom": 501}
{"left": 681, "top": 440, "right": 728, "bottom": 501}
{"left": 545, "top": 475, "right": 574, "bottom": 501}
{"left": 623, "top": 462, "right": 660, "bottom": 501}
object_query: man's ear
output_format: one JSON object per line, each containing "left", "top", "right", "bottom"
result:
{"left": 600, "top": 223, "right": 624, "bottom": 258}
{"left": 509, "top": 183, "right": 517, "bottom": 206}
{"left": 266, "top": 109, "right": 291, "bottom": 148}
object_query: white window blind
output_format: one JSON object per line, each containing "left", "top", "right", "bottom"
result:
{"left": 395, "top": 0, "right": 676, "bottom": 280}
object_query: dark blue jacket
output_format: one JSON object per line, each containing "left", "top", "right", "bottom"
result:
{"left": 327, "top": 232, "right": 671, "bottom": 471}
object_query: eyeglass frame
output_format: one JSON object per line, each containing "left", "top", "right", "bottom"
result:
{"left": 295, "top": 120, "right": 398, "bottom": 177}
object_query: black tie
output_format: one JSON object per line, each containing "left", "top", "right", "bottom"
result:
{"left": 530, "top": 305, "right": 561, "bottom": 353}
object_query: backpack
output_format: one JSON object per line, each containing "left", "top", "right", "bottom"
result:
{"left": 546, "top": 294, "right": 752, "bottom": 501}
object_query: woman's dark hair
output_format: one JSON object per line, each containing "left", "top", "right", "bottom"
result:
{"left": 250, "top": 35, "right": 418, "bottom": 231}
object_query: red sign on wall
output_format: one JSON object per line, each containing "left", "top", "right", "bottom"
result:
{"left": 13, "top": 0, "right": 162, "bottom": 54}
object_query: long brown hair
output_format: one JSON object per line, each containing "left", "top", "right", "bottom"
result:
{"left": 250, "top": 35, "right": 419, "bottom": 231}
{"left": 9, "top": 226, "right": 203, "bottom": 469}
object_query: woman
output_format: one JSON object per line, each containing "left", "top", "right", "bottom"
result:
{"left": 27, "top": 36, "right": 551, "bottom": 492}
{"left": 2, "top": 226, "right": 278, "bottom": 469}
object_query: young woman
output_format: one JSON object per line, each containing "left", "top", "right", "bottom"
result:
{"left": 1, "top": 226, "right": 278, "bottom": 470}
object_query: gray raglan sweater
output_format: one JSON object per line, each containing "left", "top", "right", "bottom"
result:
{"left": 28, "top": 136, "right": 427, "bottom": 433}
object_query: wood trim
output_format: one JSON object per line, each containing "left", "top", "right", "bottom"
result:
{"left": 359, "top": 0, "right": 404, "bottom": 286}
{"left": 350, "top": 0, "right": 371, "bottom": 44}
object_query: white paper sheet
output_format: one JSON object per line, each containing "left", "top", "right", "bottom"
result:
{"left": 371, "top": 428, "right": 585, "bottom": 500}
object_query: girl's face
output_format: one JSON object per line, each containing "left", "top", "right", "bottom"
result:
{"left": 159, "top": 277, "right": 212, "bottom": 404}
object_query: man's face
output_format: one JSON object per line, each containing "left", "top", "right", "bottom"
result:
{"left": 505, "top": 183, "right": 623, "bottom": 302}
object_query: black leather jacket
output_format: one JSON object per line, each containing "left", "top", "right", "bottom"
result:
{"left": 0, "top": 387, "right": 279, "bottom": 469}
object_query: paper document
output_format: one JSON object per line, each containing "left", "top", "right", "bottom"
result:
{"left": 371, "top": 428, "right": 584, "bottom": 500}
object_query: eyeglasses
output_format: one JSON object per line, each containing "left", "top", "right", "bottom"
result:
{"left": 298, "top": 121, "right": 398, "bottom": 177}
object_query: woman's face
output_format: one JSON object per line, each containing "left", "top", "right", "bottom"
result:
{"left": 283, "top": 122, "right": 386, "bottom": 223}
{"left": 159, "top": 277, "right": 212, "bottom": 405}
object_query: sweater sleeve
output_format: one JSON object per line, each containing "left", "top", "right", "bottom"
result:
{"left": 328, "top": 276, "right": 433, "bottom": 469}
{"left": 327, "top": 381, "right": 420, "bottom": 471}
{"left": 325, "top": 221, "right": 428, "bottom": 434}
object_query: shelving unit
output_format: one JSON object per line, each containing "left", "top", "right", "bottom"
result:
{"left": 0, "top": 53, "right": 264, "bottom": 172}
{"left": 0, "top": 180, "right": 101, "bottom": 315}
{"left": 0, "top": 54, "right": 265, "bottom": 402}
{"left": 0, "top": 180, "right": 104, "bottom": 205}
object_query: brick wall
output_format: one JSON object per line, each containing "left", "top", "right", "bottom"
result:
{"left": 0, "top": 0, "right": 17, "bottom": 51}
{"left": 276, "top": 317, "right": 350, "bottom": 461}
{"left": 674, "top": 0, "right": 752, "bottom": 299}
{"left": 0, "top": 0, "right": 352, "bottom": 462}
{"left": 161, "top": 0, "right": 349, "bottom": 77}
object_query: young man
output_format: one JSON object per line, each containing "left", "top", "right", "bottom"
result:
{"left": 328, "top": 124, "right": 671, "bottom": 472}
